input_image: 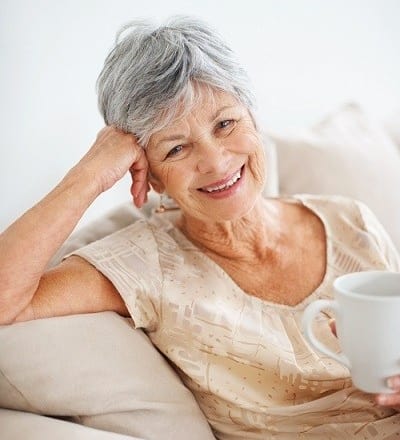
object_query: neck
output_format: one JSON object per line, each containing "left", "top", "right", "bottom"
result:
{"left": 177, "top": 196, "right": 284, "bottom": 262}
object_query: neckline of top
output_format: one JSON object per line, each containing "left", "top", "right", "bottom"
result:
{"left": 150, "top": 194, "right": 333, "bottom": 310}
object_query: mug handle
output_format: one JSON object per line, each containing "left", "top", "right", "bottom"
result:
{"left": 302, "top": 299, "right": 350, "bottom": 368}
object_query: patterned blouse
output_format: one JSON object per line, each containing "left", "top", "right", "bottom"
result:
{"left": 71, "top": 194, "right": 400, "bottom": 439}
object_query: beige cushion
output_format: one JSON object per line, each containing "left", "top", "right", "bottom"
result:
{"left": 0, "top": 409, "right": 140, "bottom": 440}
{"left": 0, "top": 312, "right": 215, "bottom": 440}
{"left": 270, "top": 103, "right": 400, "bottom": 251}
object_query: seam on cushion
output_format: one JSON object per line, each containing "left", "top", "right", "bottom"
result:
{"left": 0, "top": 368, "right": 38, "bottom": 412}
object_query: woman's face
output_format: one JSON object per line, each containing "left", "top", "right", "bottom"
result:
{"left": 146, "top": 88, "right": 266, "bottom": 222}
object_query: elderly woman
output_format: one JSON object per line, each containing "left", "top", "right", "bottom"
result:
{"left": 0, "top": 16, "right": 399, "bottom": 439}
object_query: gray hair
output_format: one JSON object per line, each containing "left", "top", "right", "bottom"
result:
{"left": 96, "top": 16, "right": 256, "bottom": 147}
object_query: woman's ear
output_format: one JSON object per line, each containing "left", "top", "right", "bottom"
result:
{"left": 148, "top": 172, "right": 165, "bottom": 194}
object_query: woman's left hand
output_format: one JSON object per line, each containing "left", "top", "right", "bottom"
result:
{"left": 375, "top": 377, "right": 400, "bottom": 411}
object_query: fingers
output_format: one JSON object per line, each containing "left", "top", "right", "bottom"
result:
{"left": 129, "top": 148, "right": 149, "bottom": 208}
{"left": 375, "top": 393, "right": 400, "bottom": 409}
{"left": 375, "top": 376, "right": 400, "bottom": 410}
{"left": 82, "top": 126, "right": 151, "bottom": 195}
{"left": 130, "top": 180, "right": 150, "bottom": 208}
{"left": 95, "top": 126, "right": 149, "bottom": 206}
{"left": 92, "top": 125, "right": 151, "bottom": 207}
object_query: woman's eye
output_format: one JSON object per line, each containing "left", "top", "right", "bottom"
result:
{"left": 218, "top": 119, "right": 235, "bottom": 130}
{"left": 166, "top": 145, "right": 183, "bottom": 159}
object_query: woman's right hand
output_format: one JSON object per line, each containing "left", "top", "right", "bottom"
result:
{"left": 72, "top": 126, "right": 149, "bottom": 208}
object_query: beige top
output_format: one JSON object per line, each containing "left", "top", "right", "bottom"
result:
{"left": 72, "top": 194, "right": 400, "bottom": 439}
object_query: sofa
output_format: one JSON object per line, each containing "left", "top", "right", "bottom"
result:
{"left": 1, "top": 103, "right": 399, "bottom": 439}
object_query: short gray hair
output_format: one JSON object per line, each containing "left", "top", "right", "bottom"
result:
{"left": 96, "top": 16, "right": 256, "bottom": 146}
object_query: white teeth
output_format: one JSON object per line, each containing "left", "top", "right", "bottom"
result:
{"left": 203, "top": 168, "right": 241, "bottom": 193}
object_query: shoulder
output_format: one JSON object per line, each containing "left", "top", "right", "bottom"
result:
{"left": 287, "top": 194, "right": 400, "bottom": 272}
{"left": 64, "top": 219, "right": 164, "bottom": 287}
{"left": 70, "top": 218, "right": 160, "bottom": 257}
{"left": 280, "top": 193, "right": 368, "bottom": 228}
{"left": 66, "top": 219, "right": 168, "bottom": 330}
{"left": 273, "top": 194, "right": 364, "bottom": 231}
{"left": 290, "top": 194, "right": 388, "bottom": 235}
{"left": 290, "top": 193, "right": 361, "bottom": 214}
{"left": 69, "top": 214, "right": 187, "bottom": 279}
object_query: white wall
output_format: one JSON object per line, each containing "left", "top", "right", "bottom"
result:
{"left": 1, "top": 0, "right": 399, "bottom": 232}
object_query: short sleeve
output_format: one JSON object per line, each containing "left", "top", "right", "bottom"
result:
{"left": 356, "top": 200, "right": 400, "bottom": 272}
{"left": 65, "top": 220, "right": 163, "bottom": 330}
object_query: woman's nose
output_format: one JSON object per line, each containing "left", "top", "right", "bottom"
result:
{"left": 196, "top": 139, "right": 230, "bottom": 174}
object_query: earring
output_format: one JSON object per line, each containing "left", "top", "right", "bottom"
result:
{"left": 155, "top": 193, "right": 179, "bottom": 213}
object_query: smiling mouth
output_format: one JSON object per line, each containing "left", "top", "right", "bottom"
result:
{"left": 198, "top": 166, "right": 244, "bottom": 193}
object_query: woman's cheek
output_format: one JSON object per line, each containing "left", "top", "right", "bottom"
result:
{"left": 249, "top": 147, "right": 266, "bottom": 188}
{"left": 242, "top": 130, "right": 266, "bottom": 186}
{"left": 159, "top": 163, "right": 185, "bottom": 197}
{"left": 147, "top": 160, "right": 170, "bottom": 193}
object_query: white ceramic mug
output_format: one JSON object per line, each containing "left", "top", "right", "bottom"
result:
{"left": 302, "top": 270, "right": 400, "bottom": 393}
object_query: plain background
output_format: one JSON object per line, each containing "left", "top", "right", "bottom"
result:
{"left": 1, "top": 0, "right": 399, "bottom": 232}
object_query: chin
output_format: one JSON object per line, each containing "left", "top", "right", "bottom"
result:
{"left": 207, "top": 193, "right": 260, "bottom": 222}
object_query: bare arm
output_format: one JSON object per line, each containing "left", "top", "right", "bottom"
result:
{"left": 0, "top": 127, "right": 149, "bottom": 325}
{"left": 14, "top": 256, "right": 129, "bottom": 322}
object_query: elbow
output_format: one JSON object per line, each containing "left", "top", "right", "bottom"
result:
{"left": 0, "top": 287, "right": 34, "bottom": 325}
{"left": 0, "top": 308, "right": 19, "bottom": 326}
{"left": 0, "top": 303, "right": 32, "bottom": 326}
